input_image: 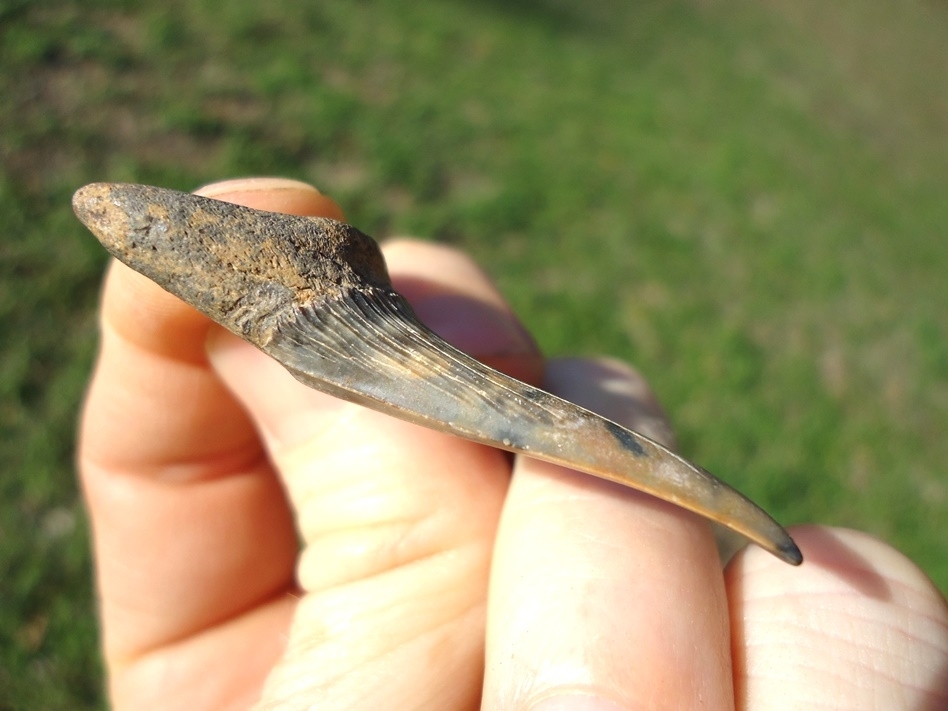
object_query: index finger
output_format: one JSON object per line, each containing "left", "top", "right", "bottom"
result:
{"left": 78, "top": 178, "right": 341, "bottom": 667}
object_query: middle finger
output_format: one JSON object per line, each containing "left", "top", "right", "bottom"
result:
{"left": 484, "top": 358, "right": 733, "bottom": 711}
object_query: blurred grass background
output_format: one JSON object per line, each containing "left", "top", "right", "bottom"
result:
{"left": 2, "top": 0, "right": 946, "bottom": 707}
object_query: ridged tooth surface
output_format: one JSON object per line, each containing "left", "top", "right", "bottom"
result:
{"left": 271, "top": 287, "right": 802, "bottom": 565}
{"left": 73, "top": 182, "right": 802, "bottom": 566}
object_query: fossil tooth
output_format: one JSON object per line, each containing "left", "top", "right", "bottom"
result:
{"left": 73, "top": 182, "right": 802, "bottom": 566}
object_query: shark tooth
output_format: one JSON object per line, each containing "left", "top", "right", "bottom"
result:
{"left": 73, "top": 182, "right": 802, "bottom": 565}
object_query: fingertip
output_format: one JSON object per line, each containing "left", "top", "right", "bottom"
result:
{"left": 727, "top": 525, "right": 948, "bottom": 709}
{"left": 381, "top": 239, "right": 497, "bottom": 305}
{"left": 100, "top": 259, "right": 212, "bottom": 363}
{"left": 729, "top": 525, "right": 946, "bottom": 603}
{"left": 194, "top": 177, "right": 346, "bottom": 220}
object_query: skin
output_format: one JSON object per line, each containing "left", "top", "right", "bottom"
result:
{"left": 79, "top": 177, "right": 948, "bottom": 710}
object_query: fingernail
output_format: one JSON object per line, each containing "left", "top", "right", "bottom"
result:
{"left": 412, "top": 293, "right": 539, "bottom": 358}
{"left": 194, "top": 177, "right": 321, "bottom": 198}
{"left": 531, "top": 695, "right": 629, "bottom": 711}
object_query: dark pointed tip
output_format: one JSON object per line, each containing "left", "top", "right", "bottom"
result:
{"left": 777, "top": 536, "right": 804, "bottom": 566}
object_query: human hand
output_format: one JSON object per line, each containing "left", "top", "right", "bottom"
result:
{"left": 78, "top": 178, "right": 948, "bottom": 710}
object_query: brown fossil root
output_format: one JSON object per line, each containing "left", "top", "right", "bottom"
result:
{"left": 73, "top": 182, "right": 803, "bottom": 566}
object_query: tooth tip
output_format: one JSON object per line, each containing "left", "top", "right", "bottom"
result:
{"left": 776, "top": 537, "right": 804, "bottom": 566}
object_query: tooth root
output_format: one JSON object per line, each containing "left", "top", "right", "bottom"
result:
{"left": 73, "top": 182, "right": 802, "bottom": 566}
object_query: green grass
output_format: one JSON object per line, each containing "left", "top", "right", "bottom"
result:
{"left": 2, "top": 0, "right": 947, "bottom": 706}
